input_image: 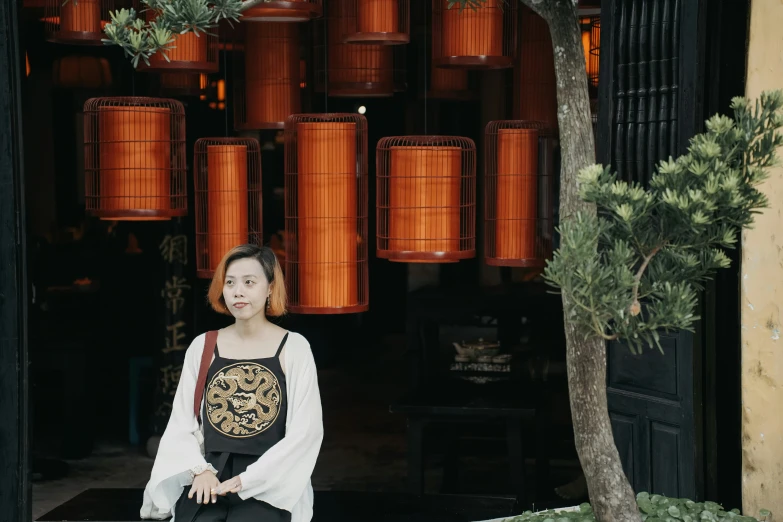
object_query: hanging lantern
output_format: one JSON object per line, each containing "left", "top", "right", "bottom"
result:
{"left": 314, "top": 0, "right": 395, "bottom": 97}
{"left": 585, "top": 15, "right": 600, "bottom": 88}
{"left": 284, "top": 114, "right": 369, "bottom": 314}
{"left": 44, "top": 0, "right": 111, "bottom": 45}
{"left": 432, "top": 0, "right": 516, "bottom": 69}
{"left": 339, "top": 0, "right": 410, "bottom": 45}
{"left": 242, "top": 0, "right": 322, "bottom": 22}
{"left": 427, "top": 66, "right": 474, "bottom": 100}
{"left": 484, "top": 121, "right": 555, "bottom": 267}
{"left": 194, "top": 138, "right": 263, "bottom": 279}
{"left": 377, "top": 136, "right": 476, "bottom": 263}
{"left": 52, "top": 55, "right": 113, "bottom": 88}
{"left": 425, "top": 27, "right": 474, "bottom": 100}
{"left": 514, "top": 5, "right": 558, "bottom": 132}
{"left": 156, "top": 73, "right": 208, "bottom": 97}
{"left": 83, "top": 97, "right": 187, "bottom": 220}
{"left": 235, "top": 23, "right": 301, "bottom": 130}
{"left": 136, "top": 10, "right": 219, "bottom": 73}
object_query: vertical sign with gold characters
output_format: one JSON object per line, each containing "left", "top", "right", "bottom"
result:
{"left": 153, "top": 218, "right": 193, "bottom": 434}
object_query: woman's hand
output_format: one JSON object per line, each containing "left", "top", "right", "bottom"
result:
{"left": 188, "top": 470, "right": 220, "bottom": 505}
{"left": 215, "top": 476, "right": 243, "bottom": 496}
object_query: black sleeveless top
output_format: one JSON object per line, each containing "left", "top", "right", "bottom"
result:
{"left": 202, "top": 333, "right": 289, "bottom": 458}
{"left": 174, "top": 335, "right": 292, "bottom": 522}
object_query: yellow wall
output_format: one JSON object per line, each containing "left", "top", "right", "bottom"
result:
{"left": 741, "top": 0, "right": 783, "bottom": 516}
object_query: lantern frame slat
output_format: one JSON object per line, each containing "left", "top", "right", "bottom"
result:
{"left": 431, "top": 0, "right": 517, "bottom": 70}
{"left": 284, "top": 113, "right": 369, "bottom": 315}
{"left": 339, "top": 0, "right": 410, "bottom": 45}
{"left": 234, "top": 23, "right": 302, "bottom": 130}
{"left": 194, "top": 138, "right": 263, "bottom": 279}
{"left": 377, "top": 135, "right": 476, "bottom": 263}
{"left": 242, "top": 0, "right": 322, "bottom": 22}
{"left": 313, "top": 0, "right": 396, "bottom": 97}
{"left": 44, "top": 0, "right": 112, "bottom": 45}
{"left": 83, "top": 97, "right": 187, "bottom": 220}
{"left": 484, "top": 120, "right": 555, "bottom": 268}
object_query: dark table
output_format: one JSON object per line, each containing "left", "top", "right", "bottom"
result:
{"left": 397, "top": 284, "right": 561, "bottom": 507}
{"left": 391, "top": 383, "right": 551, "bottom": 508}
{"left": 37, "top": 488, "right": 518, "bottom": 522}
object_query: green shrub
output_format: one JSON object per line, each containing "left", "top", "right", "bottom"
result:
{"left": 508, "top": 493, "right": 771, "bottom": 522}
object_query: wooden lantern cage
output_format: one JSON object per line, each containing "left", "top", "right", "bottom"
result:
{"left": 431, "top": 0, "right": 517, "bottom": 69}
{"left": 194, "top": 138, "right": 263, "bottom": 279}
{"left": 234, "top": 23, "right": 302, "bottom": 130}
{"left": 284, "top": 113, "right": 369, "bottom": 314}
{"left": 377, "top": 136, "right": 476, "bottom": 263}
{"left": 313, "top": 0, "right": 401, "bottom": 97}
{"left": 484, "top": 120, "right": 555, "bottom": 268}
{"left": 339, "top": 0, "right": 410, "bottom": 45}
{"left": 83, "top": 97, "right": 187, "bottom": 220}
{"left": 44, "top": 0, "right": 112, "bottom": 45}
{"left": 242, "top": 0, "right": 322, "bottom": 22}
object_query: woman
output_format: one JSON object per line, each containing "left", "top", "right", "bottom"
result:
{"left": 141, "top": 244, "right": 323, "bottom": 522}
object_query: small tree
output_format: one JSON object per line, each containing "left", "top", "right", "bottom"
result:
{"left": 545, "top": 92, "right": 783, "bottom": 354}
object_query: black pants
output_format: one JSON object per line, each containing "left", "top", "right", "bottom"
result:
{"left": 174, "top": 453, "right": 291, "bottom": 522}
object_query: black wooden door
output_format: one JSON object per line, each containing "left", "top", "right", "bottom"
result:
{"left": 597, "top": 0, "right": 707, "bottom": 499}
{"left": 607, "top": 332, "right": 699, "bottom": 499}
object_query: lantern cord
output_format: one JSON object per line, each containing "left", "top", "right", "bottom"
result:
{"left": 423, "top": 2, "right": 428, "bottom": 135}
{"left": 323, "top": 16, "right": 328, "bottom": 112}
{"left": 223, "top": 48, "right": 229, "bottom": 137}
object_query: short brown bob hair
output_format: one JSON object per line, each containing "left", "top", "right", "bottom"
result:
{"left": 208, "top": 244, "right": 287, "bottom": 317}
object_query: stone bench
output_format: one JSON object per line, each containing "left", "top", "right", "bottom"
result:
{"left": 37, "top": 488, "right": 519, "bottom": 522}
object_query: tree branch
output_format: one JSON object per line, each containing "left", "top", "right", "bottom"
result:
{"left": 629, "top": 245, "right": 661, "bottom": 316}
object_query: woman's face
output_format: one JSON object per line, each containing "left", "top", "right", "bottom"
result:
{"left": 223, "top": 257, "right": 271, "bottom": 320}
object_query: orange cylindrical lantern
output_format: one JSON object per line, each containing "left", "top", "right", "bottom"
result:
{"left": 341, "top": 0, "right": 409, "bottom": 45}
{"left": 243, "top": 0, "right": 322, "bottom": 22}
{"left": 514, "top": 6, "right": 558, "bottom": 132}
{"left": 194, "top": 138, "right": 262, "bottom": 278}
{"left": 52, "top": 55, "right": 113, "bottom": 89}
{"left": 377, "top": 136, "right": 476, "bottom": 263}
{"left": 235, "top": 23, "right": 301, "bottom": 130}
{"left": 157, "top": 73, "right": 207, "bottom": 97}
{"left": 285, "top": 114, "right": 368, "bottom": 314}
{"left": 587, "top": 16, "right": 600, "bottom": 87}
{"left": 138, "top": 10, "right": 219, "bottom": 73}
{"left": 83, "top": 97, "right": 187, "bottom": 220}
{"left": 314, "top": 0, "right": 395, "bottom": 97}
{"left": 432, "top": 0, "right": 516, "bottom": 69}
{"left": 390, "top": 147, "right": 460, "bottom": 257}
{"left": 45, "top": 0, "right": 110, "bottom": 45}
{"left": 485, "top": 121, "right": 554, "bottom": 267}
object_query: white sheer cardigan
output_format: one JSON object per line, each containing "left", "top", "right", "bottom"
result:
{"left": 140, "top": 331, "right": 324, "bottom": 522}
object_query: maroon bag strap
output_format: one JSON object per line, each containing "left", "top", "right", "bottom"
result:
{"left": 194, "top": 330, "right": 218, "bottom": 421}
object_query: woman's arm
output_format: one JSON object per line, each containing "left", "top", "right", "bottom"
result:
{"left": 141, "top": 335, "right": 216, "bottom": 518}
{"left": 234, "top": 336, "right": 324, "bottom": 511}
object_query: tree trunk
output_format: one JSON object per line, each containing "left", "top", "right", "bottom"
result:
{"left": 521, "top": 1, "right": 641, "bottom": 520}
